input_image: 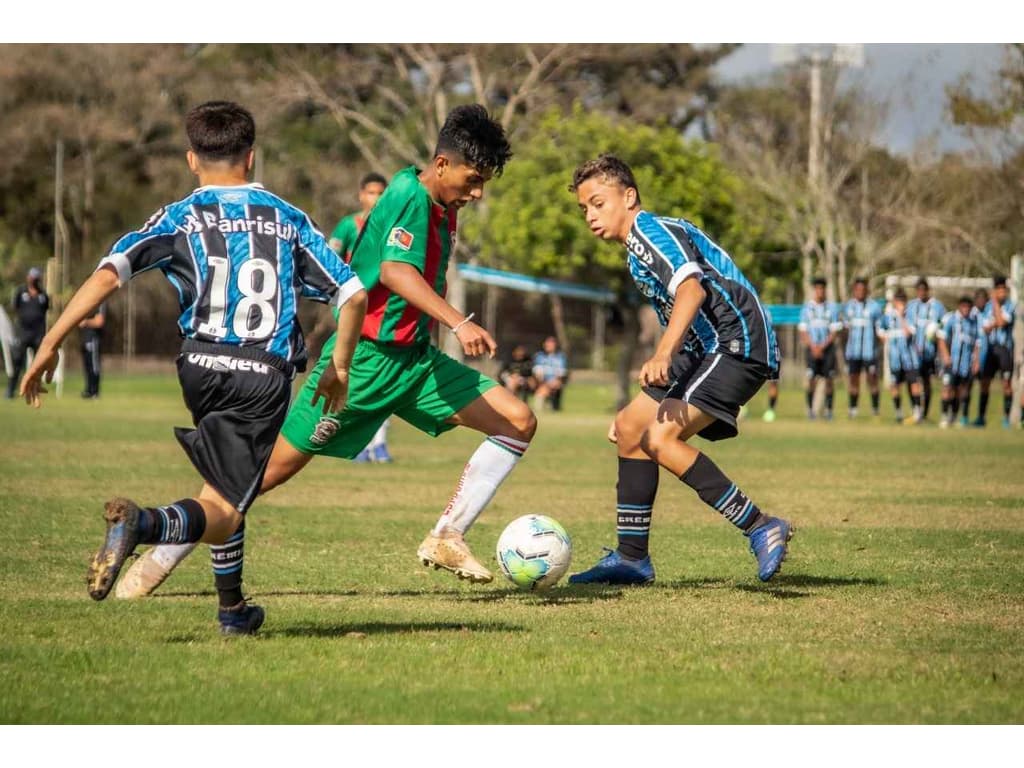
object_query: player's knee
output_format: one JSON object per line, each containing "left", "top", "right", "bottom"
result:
{"left": 506, "top": 399, "right": 537, "bottom": 441}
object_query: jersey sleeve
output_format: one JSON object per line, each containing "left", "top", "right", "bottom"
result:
{"left": 798, "top": 304, "right": 810, "bottom": 332}
{"left": 329, "top": 216, "right": 358, "bottom": 256}
{"left": 635, "top": 215, "right": 703, "bottom": 296}
{"left": 380, "top": 193, "right": 432, "bottom": 271}
{"left": 294, "top": 213, "right": 364, "bottom": 308}
{"left": 96, "top": 207, "right": 179, "bottom": 286}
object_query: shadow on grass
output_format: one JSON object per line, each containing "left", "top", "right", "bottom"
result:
{"left": 734, "top": 584, "right": 810, "bottom": 599}
{"left": 774, "top": 574, "right": 886, "bottom": 587}
{"left": 267, "top": 620, "right": 526, "bottom": 638}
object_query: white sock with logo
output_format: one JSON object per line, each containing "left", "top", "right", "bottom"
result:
{"left": 151, "top": 542, "right": 198, "bottom": 571}
{"left": 431, "top": 436, "right": 529, "bottom": 536}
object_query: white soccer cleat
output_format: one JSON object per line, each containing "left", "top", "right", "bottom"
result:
{"left": 115, "top": 543, "right": 195, "bottom": 599}
{"left": 417, "top": 528, "right": 493, "bottom": 583}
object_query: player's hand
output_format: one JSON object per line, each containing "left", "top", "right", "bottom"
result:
{"left": 311, "top": 365, "right": 350, "bottom": 415}
{"left": 455, "top": 321, "right": 497, "bottom": 359}
{"left": 639, "top": 352, "right": 672, "bottom": 387}
{"left": 20, "top": 345, "right": 59, "bottom": 409}
{"left": 607, "top": 418, "right": 618, "bottom": 444}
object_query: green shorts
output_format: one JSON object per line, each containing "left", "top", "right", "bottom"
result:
{"left": 282, "top": 337, "right": 497, "bottom": 459}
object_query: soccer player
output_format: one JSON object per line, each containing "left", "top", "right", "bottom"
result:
{"left": 842, "top": 277, "right": 882, "bottom": 418}
{"left": 936, "top": 296, "right": 982, "bottom": 428}
{"left": 20, "top": 101, "right": 367, "bottom": 635}
{"left": 567, "top": 154, "right": 790, "bottom": 585}
{"left": 880, "top": 288, "right": 923, "bottom": 424}
{"left": 117, "top": 104, "right": 533, "bottom": 597}
{"left": 975, "top": 275, "right": 1017, "bottom": 428}
{"left": 962, "top": 287, "right": 990, "bottom": 423}
{"left": 329, "top": 171, "right": 393, "bottom": 462}
{"left": 799, "top": 277, "right": 842, "bottom": 420}
{"left": 6, "top": 267, "right": 49, "bottom": 399}
{"left": 906, "top": 278, "right": 946, "bottom": 421}
{"left": 78, "top": 302, "right": 106, "bottom": 399}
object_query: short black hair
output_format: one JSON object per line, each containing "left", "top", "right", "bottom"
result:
{"left": 186, "top": 101, "right": 255, "bottom": 163}
{"left": 360, "top": 172, "right": 387, "bottom": 189}
{"left": 974, "top": 287, "right": 989, "bottom": 300}
{"left": 435, "top": 104, "right": 512, "bottom": 176}
{"left": 916, "top": 277, "right": 929, "bottom": 289}
{"left": 570, "top": 154, "right": 642, "bottom": 205}
{"left": 893, "top": 287, "right": 908, "bottom": 301}
{"left": 852, "top": 276, "right": 867, "bottom": 286}
{"left": 993, "top": 274, "right": 1008, "bottom": 288}
{"left": 812, "top": 277, "right": 827, "bottom": 287}
{"left": 958, "top": 295, "right": 973, "bottom": 306}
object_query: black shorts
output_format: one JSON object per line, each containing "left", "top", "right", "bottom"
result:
{"left": 890, "top": 368, "right": 921, "bottom": 386}
{"left": 918, "top": 358, "right": 937, "bottom": 379}
{"left": 805, "top": 346, "right": 837, "bottom": 379}
{"left": 982, "top": 344, "right": 1014, "bottom": 381}
{"left": 941, "top": 370, "right": 972, "bottom": 389}
{"left": 174, "top": 340, "right": 293, "bottom": 514}
{"left": 847, "top": 357, "right": 878, "bottom": 376}
{"left": 643, "top": 350, "right": 771, "bottom": 442}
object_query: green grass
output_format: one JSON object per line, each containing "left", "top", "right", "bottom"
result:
{"left": 1, "top": 374, "right": 1023, "bottom": 724}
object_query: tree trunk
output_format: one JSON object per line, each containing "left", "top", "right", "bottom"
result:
{"left": 550, "top": 293, "right": 570, "bottom": 358}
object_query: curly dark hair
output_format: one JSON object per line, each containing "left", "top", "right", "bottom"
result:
{"left": 435, "top": 104, "right": 512, "bottom": 176}
{"left": 569, "top": 154, "right": 642, "bottom": 205}
{"left": 186, "top": 101, "right": 255, "bottom": 162}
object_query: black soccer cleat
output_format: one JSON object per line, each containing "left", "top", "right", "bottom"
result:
{"left": 218, "top": 601, "right": 266, "bottom": 637}
{"left": 87, "top": 498, "right": 142, "bottom": 601}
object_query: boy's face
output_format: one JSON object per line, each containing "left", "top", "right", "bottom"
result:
{"left": 576, "top": 175, "right": 637, "bottom": 243}
{"left": 959, "top": 302, "right": 972, "bottom": 317}
{"left": 852, "top": 282, "right": 867, "bottom": 301}
{"left": 894, "top": 297, "right": 906, "bottom": 313}
{"left": 813, "top": 284, "right": 826, "bottom": 302}
{"left": 993, "top": 284, "right": 1008, "bottom": 303}
{"left": 436, "top": 156, "right": 492, "bottom": 209}
{"left": 358, "top": 182, "right": 385, "bottom": 213}
{"left": 975, "top": 292, "right": 988, "bottom": 309}
{"left": 917, "top": 284, "right": 930, "bottom": 301}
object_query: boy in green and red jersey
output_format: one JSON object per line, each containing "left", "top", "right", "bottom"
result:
{"left": 117, "top": 104, "right": 535, "bottom": 598}
{"left": 330, "top": 171, "right": 392, "bottom": 462}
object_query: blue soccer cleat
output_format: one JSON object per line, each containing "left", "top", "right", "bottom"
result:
{"left": 87, "top": 498, "right": 142, "bottom": 601}
{"left": 353, "top": 448, "right": 372, "bottom": 463}
{"left": 218, "top": 601, "right": 265, "bottom": 636}
{"left": 371, "top": 443, "right": 394, "bottom": 463}
{"left": 568, "top": 547, "right": 655, "bottom": 585}
{"left": 747, "top": 517, "right": 794, "bottom": 582}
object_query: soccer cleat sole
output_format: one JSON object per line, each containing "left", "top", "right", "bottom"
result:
{"left": 86, "top": 498, "right": 141, "bottom": 601}
{"left": 417, "top": 552, "right": 494, "bottom": 584}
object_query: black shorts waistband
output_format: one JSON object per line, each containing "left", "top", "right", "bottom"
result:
{"left": 181, "top": 339, "right": 294, "bottom": 378}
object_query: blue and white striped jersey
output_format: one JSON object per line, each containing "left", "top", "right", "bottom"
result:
{"left": 624, "top": 211, "right": 779, "bottom": 374}
{"left": 842, "top": 299, "right": 882, "bottom": 361}
{"left": 880, "top": 308, "right": 920, "bottom": 373}
{"left": 906, "top": 297, "right": 945, "bottom": 361}
{"left": 799, "top": 300, "right": 842, "bottom": 347}
{"left": 96, "top": 184, "right": 363, "bottom": 367}
{"left": 937, "top": 310, "right": 981, "bottom": 379}
{"left": 980, "top": 299, "right": 1016, "bottom": 348}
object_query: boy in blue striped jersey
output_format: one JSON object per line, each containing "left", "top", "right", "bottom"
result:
{"left": 936, "top": 296, "right": 982, "bottom": 428}
{"left": 975, "top": 275, "right": 1017, "bottom": 428}
{"left": 19, "top": 102, "right": 368, "bottom": 635}
{"left": 841, "top": 277, "right": 882, "bottom": 418}
{"left": 881, "top": 288, "right": 924, "bottom": 424}
{"left": 799, "top": 278, "right": 843, "bottom": 420}
{"left": 568, "top": 155, "right": 791, "bottom": 585}
{"left": 906, "top": 278, "right": 946, "bottom": 421}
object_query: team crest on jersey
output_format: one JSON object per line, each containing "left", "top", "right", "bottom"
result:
{"left": 387, "top": 227, "right": 414, "bottom": 251}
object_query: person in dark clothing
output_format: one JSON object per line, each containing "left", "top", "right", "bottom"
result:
{"left": 79, "top": 302, "right": 106, "bottom": 398}
{"left": 7, "top": 267, "right": 50, "bottom": 399}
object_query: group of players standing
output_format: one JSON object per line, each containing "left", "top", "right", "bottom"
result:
{"left": 796, "top": 275, "right": 1019, "bottom": 428}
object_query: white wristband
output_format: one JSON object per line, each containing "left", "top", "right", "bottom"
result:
{"left": 450, "top": 312, "right": 476, "bottom": 335}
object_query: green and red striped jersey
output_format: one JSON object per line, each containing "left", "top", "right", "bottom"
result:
{"left": 349, "top": 166, "right": 456, "bottom": 346}
{"left": 329, "top": 212, "right": 366, "bottom": 263}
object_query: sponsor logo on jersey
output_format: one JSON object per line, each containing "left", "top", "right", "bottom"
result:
{"left": 310, "top": 416, "right": 341, "bottom": 447}
{"left": 186, "top": 353, "right": 270, "bottom": 374}
{"left": 387, "top": 227, "right": 414, "bottom": 251}
{"left": 625, "top": 232, "right": 653, "bottom": 265}
{"left": 182, "top": 212, "right": 296, "bottom": 241}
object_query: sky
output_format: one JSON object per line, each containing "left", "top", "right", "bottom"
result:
{"left": 715, "top": 43, "right": 1006, "bottom": 155}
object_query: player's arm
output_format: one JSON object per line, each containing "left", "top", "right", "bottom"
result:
{"left": 641, "top": 276, "right": 705, "bottom": 387}
{"left": 936, "top": 327, "right": 951, "bottom": 367}
{"left": 797, "top": 308, "right": 816, "bottom": 355}
{"left": 21, "top": 267, "right": 119, "bottom": 407}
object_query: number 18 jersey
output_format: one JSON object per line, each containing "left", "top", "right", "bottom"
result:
{"left": 96, "top": 183, "right": 363, "bottom": 367}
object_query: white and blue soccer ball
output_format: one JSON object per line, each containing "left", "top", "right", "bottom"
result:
{"left": 496, "top": 514, "right": 572, "bottom": 591}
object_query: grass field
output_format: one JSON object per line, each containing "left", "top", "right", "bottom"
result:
{"left": 1, "top": 373, "right": 1023, "bottom": 724}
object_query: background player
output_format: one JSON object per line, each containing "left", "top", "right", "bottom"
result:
{"left": 799, "top": 277, "right": 842, "bottom": 420}
{"left": 842, "top": 277, "right": 882, "bottom": 419}
{"left": 117, "top": 104, "right": 533, "bottom": 597}
{"left": 906, "top": 278, "right": 945, "bottom": 421}
{"left": 6, "top": 267, "right": 49, "bottom": 399}
{"left": 21, "top": 101, "right": 367, "bottom": 635}
{"left": 975, "top": 275, "right": 1017, "bottom": 428}
{"left": 936, "top": 296, "right": 981, "bottom": 428}
{"left": 881, "top": 288, "right": 923, "bottom": 424}
{"left": 329, "top": 171, "right": 393, "bottom": 462}
{"left": 568, "top": 154, "right": 790, "bottom": 586}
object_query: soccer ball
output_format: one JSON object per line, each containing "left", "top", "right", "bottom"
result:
{"left": 495, "top": 514, "right": 572, "bottom": 591}
{"left": 925, "top": 321, "right": 939, "bottom": 342}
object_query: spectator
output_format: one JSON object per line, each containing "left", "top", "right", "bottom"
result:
{"left": 79, "top": 302, "right": 106, "bottom": 399}
{"left": 499, "top": 344, "right": 537, "bottom": 401}
{"left": 533, "top": 335, "right": 568, "bottom": 411}
{"left": 6, "top": 267, "right": 50, "bottom": 399}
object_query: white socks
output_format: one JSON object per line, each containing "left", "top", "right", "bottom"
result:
{"left": 432, "top": 436, "right": 529, "bottom": 536}
{"left": 368, "top": 420, "right": 389, "bottom": 449}
{"left": 151, "top": 542, "right": 197, "bottom": 571}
